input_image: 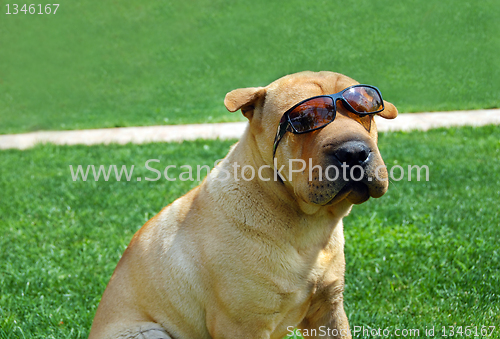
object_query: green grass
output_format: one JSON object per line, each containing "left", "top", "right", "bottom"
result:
{"left": 343, "top": 127, "right": 500, "bottom": 334}
{"left": 1, "top": 125, "right": 500, "bottom": 338}
{"left": 1, "top": 0, "right": 499, "bottom": 134}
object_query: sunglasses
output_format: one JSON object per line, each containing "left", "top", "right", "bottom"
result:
{"left": 273, "top": 84, "right": 385, "bottom": 158}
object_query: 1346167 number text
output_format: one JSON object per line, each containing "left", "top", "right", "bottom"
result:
{"left": 5, "top": 4, "right": 59, "bottom": 14}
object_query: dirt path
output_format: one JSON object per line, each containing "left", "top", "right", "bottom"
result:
{"left": 1, "top": 109, "right": 499, "bottom": 150}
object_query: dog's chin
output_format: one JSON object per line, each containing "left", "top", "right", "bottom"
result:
{"left": 345, "top": 182, "right": 370, "bottom": 204}
{"left": 324, "top": 182, "right": 370, "bottom": 206}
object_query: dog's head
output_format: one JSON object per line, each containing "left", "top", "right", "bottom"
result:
{"left": 225, "top": 71, "right": 397, "bottom": 214}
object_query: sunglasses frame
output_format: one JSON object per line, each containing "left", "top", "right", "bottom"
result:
{"left": 272, "top": 84, "right": 385, "bottom": 158}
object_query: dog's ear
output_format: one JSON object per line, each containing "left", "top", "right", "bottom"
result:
{"left": 224, "top": 87, "right": 266, "bottom": 119}
{"left": 377, "top": 101, "right": 398, "bottom": 119}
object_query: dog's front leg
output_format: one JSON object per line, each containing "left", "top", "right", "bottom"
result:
{"left": 298, "top": 299, "right": 351, "bottom": 339}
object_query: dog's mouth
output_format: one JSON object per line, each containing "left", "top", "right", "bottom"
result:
{"left": 325, "top": 182, "right": 370, "bottom": 205}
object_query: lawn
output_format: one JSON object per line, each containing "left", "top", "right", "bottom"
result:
{"left": 1, "top": 0, "right": 499, "bottom": 134}
{"left": 1, "top": 125, "right": 499, "bottom": 338}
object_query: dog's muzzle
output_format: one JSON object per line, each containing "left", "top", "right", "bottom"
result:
{"left": 308, "top": 141, "right": 388, "bottom": 205}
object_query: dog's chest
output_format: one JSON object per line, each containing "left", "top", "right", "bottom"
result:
{"left": 248, "top": 262, "right": 328, "bottom": 338}
{"left": 254, "top": 253, "right": 327, "bottom": 311}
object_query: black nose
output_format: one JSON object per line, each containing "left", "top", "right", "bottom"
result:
{"left": 334, "top": 141, "right": 371, "bottom": 166}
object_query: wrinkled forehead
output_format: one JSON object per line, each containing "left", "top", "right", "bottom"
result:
{"left": 264, "top": 72, "right": 360, "bottom": 114}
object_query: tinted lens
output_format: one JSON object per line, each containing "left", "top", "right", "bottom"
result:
{"left": 288, "top": 97, "right": 335, "bottom": 132}
{"left": 342, "top": 86, "right": 383, "bottom": 113}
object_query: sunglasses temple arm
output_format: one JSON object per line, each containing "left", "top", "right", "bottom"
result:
{"left": 273, "top": 122, "right": 288, "bottom": 159}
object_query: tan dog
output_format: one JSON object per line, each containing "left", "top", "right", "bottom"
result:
{"left": 89, "top": 71, "right": 397, "bottom": 339}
